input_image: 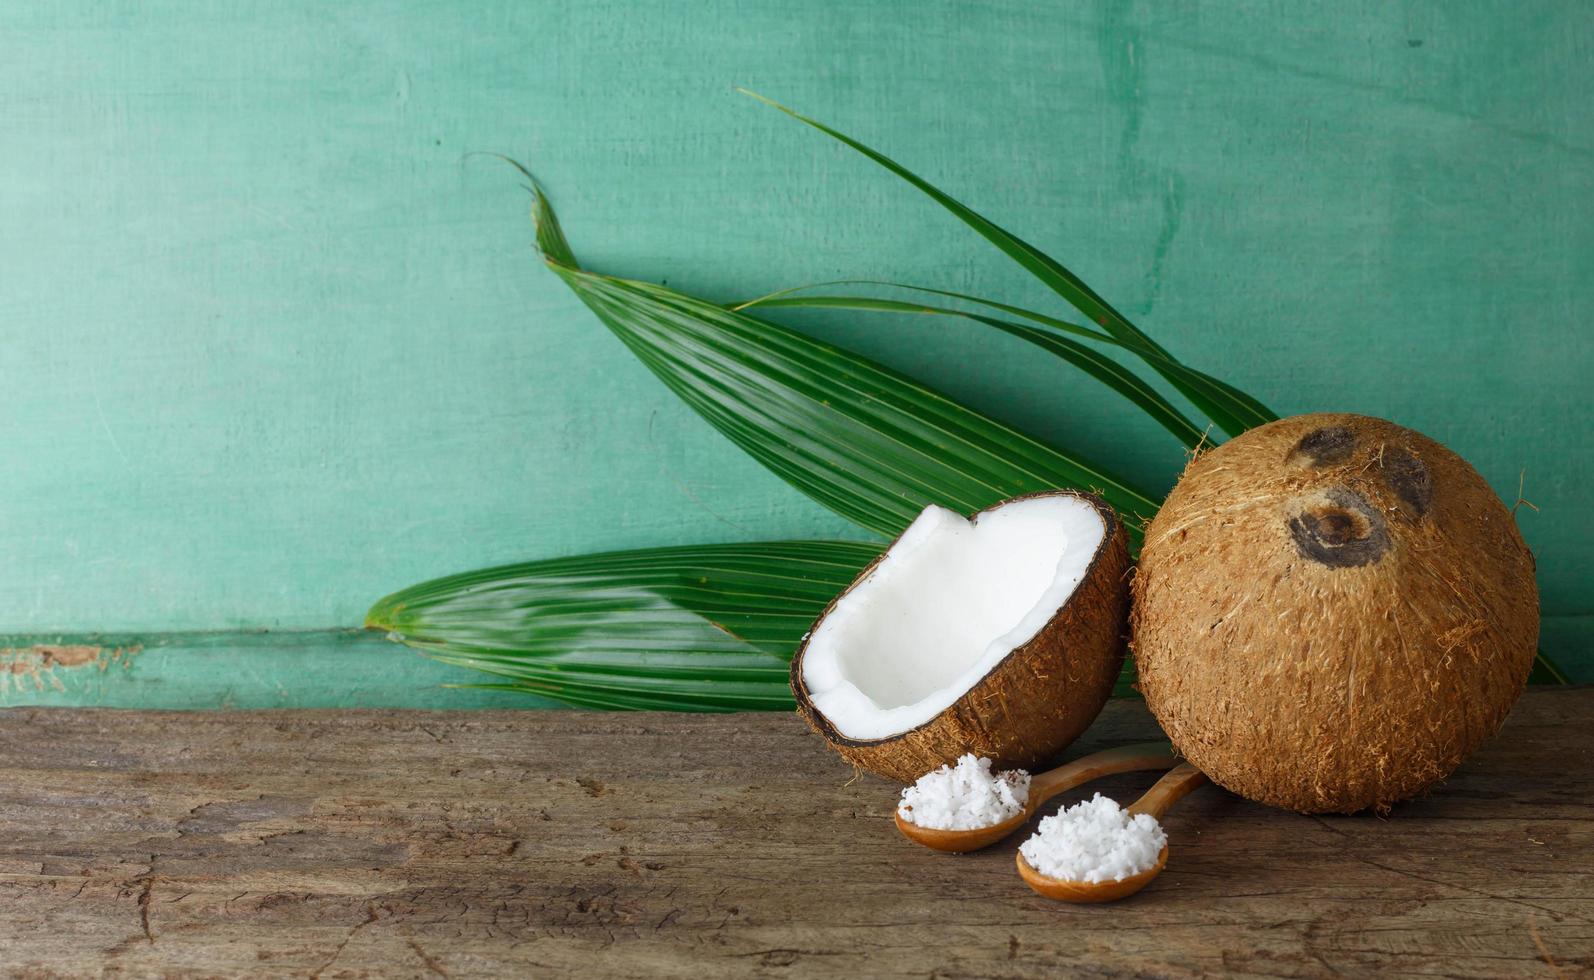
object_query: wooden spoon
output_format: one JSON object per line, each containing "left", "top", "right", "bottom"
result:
{"left": 1016, "top": 762, "right": 1209, "bottom": 903}
{"left": 894, "top": 742, "right": 1178, "bottom": 853}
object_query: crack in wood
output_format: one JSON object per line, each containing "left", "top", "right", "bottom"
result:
{"left": 406, "top": 936, "right": 449, "bottom": 977}
{"left": 309, "top": 903, "right": 379, "bottom": 979}
{"left": 136, "top": 878, "right": 154, "bottom": 945}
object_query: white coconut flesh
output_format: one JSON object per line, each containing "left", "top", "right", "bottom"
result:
{"left": 801, "top": 495, "right": 1107, "bottom": 741}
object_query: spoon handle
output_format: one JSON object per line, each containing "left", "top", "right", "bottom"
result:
{"left": 1126, "top": 763, "right": 1209, "bottom": 820}
{"left": 1028, "top": 741, "right": 1178, "bottom": 809}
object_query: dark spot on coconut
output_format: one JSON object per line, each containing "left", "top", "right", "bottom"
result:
{"left": 1313, "top": 511, "right": 1360, "bottom": 543}
{"left": 1288, "top": 426, "right": 1356, "bottom": 467}
{"left": 1287, "top": 488, "right": 1390, "bottom": 568}
{"left": 1379, "top": 447, "right": 1432, "bottom": 515}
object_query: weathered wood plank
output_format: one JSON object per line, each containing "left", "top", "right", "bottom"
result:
{"left": 0, "top": 690, "right": 1589, "bottom": 978}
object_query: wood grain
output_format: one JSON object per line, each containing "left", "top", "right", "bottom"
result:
{"left": 1, "top": 690, "right": 1589, "bottom": 977}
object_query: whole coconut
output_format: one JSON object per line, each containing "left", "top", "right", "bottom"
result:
{"left": 1132, "top": 413, "right": 1538, "bottom": 813}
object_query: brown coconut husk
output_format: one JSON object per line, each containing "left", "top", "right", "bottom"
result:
{"left": 791, "top": 490, "right": 1131, "bottom": 783}
{"left": 1132, "top": 413, "right": 1538, "bottom": 814}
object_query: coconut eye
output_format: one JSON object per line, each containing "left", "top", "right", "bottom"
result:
{"left": 1286, "top": 488, "right": 1390, "bottom": 567}
{"left": 1379, "top": 447, "right": 1432, "bottom": 515}
{"left": 1287, "top": 426, "right": 1355, "bottom": 467}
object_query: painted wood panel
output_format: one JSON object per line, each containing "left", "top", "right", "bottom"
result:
{"left": 3, "top": 1, "right": 1589, "bottom": 705}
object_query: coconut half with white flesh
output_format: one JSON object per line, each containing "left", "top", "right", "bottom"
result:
{"left": 792, "top": 491, "right": 1131, "bottom": 782}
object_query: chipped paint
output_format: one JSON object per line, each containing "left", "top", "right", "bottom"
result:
{"left": 0, "top": 629, "right": 548, "bottom": 709}
{"left": 0, "top": 644, "right": 141, "bottom": 699}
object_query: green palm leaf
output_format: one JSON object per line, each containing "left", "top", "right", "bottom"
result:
{"left": 367, "top": 541, "right": 878, "bottom": 712}
{"left": 738, "top": 292, "right": 1207, "bottom": 449}
{"left": 368, "top": 538, "right": 1145, "bottom": 711}
{"left": 740, "top": 280, "right": 1269, "bottom": 445}
{"left": 370, "top": 179, "right": 1170, "bottom": 711}
{"left": 740, "top": 90, "right": 1278, "bottom": 437}
{"left": 527, "top": 181, "right": 1161, "bottom": 538}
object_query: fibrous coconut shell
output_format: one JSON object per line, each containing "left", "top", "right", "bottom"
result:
{"left": 792, "top": 490, "right": 1131, "bottom": 783}
{"left": 1132, "top": 413, "right": 1538, "bottom": 813}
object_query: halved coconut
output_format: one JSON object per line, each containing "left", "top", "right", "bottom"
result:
{"left": 791, "top": 491, "right": 1130, "bottom": 782}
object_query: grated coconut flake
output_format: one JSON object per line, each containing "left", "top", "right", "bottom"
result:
{"left": 1019, "top": 792, "right": 1166, "bottom": 882}
{"left": 897, "top": 754, "right": 1030, "bottom": 830}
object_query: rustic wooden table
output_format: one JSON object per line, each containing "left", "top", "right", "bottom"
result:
{"left": 0, "top": 689, "right": 1588, "bottom": 978}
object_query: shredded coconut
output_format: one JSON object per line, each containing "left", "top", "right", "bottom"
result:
{"left": 897, "top": 754, "right": 1030, "bottom": 830}
{"left": 1018, "top": 792, "right": 1166, "bottom": 882}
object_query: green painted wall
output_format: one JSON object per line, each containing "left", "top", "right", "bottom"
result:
{"left": 3, "top": 0, "right": 1590, "bottom": 706}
